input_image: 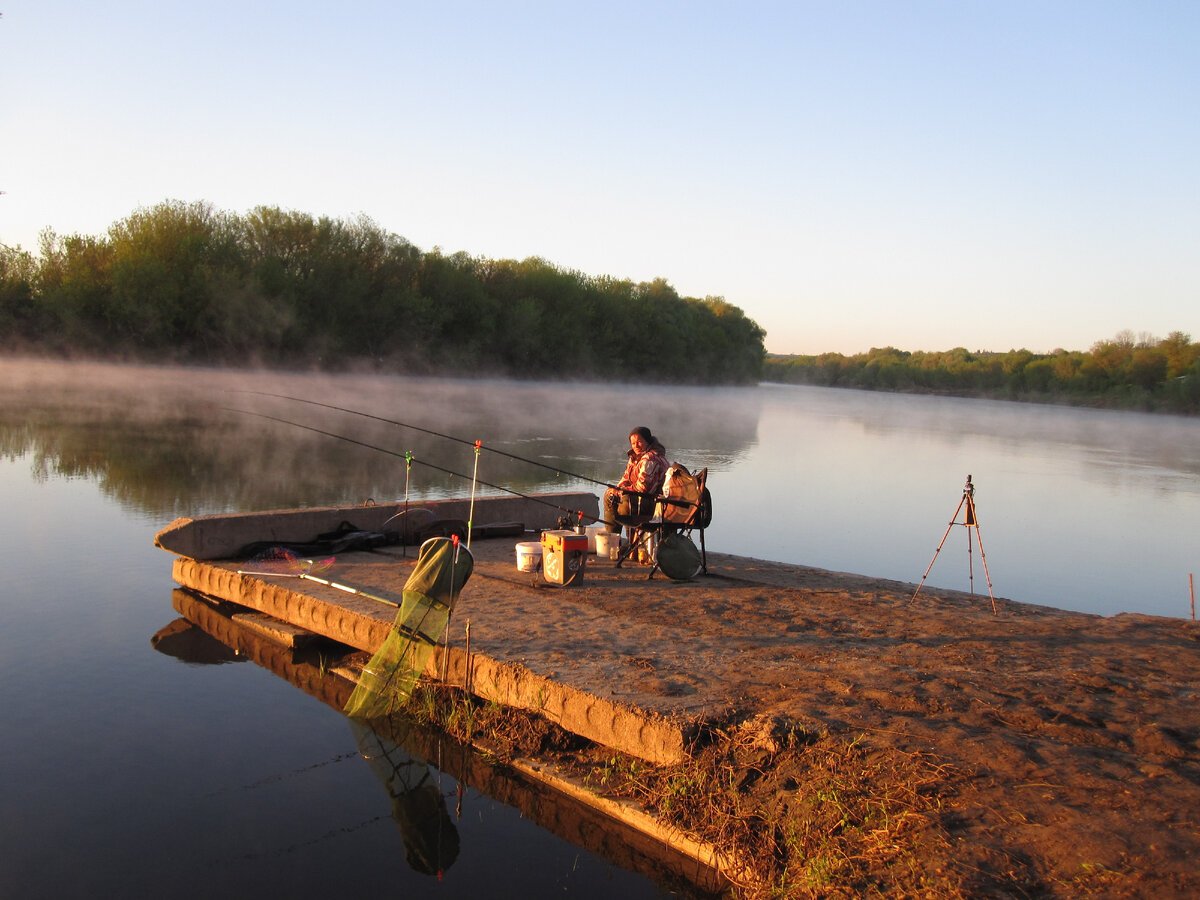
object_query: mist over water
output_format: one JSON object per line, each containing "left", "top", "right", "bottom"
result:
{"left": 1, "top": 359, "right": 758, "bottom": 508}
{"left": 3, "top": 358, "right": 1197, "bottom": 617}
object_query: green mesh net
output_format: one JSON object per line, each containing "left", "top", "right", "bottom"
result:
{"left": 344, "top": 537, "right": 474, "bottom": 718}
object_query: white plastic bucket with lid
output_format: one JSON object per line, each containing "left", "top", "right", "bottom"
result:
{"left": 594, "top": 531, "right": 623, "bottom": 559}
{"left": 515, "top": 541, "right": 542, "bottom": 572}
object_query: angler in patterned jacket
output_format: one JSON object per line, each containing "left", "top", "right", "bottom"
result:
{"left": 603, "top": 426, "right": 668, "bottom": 533}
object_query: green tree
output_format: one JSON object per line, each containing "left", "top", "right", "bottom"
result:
{"left": 1128, "top": 347, "right": 1168, "bottom": 390}
{"left": 3, "top": 199, "right": 768, "bottom": 384}
{"left": 1160, "top": 331, "right": 1198, "bottom": 379}
{"left": 1023, "top": 358, "right": 1055, "bottom": 393}
{"left": 104, "top": 200, "right": 246, "bottom": 354}
{"left": 37, "top": 230, "right": 116, "bottom": 351}
{"left": 0, "top": 243, "right": 40, "bottom": 340}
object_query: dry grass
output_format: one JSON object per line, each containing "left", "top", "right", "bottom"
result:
{"left": 590, "top": 720, "right": 970, "bottom": 898}
{"left": 400, "top": 685, "right": 1026, "bottom": 898}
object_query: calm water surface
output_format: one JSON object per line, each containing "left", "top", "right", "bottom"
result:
{"left": 2, "top": 360, "right": 1197, "bottom": 898}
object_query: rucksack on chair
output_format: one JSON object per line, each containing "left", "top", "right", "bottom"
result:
{"left": 658, "top": 464, "right": 712, "bottom": 579}
{"left": 660, "top": 464, "right": 702, "bottom": 524}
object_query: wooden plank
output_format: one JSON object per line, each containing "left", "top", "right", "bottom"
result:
{"left": 230, "top": 611, "right": 319, "bottom": 648}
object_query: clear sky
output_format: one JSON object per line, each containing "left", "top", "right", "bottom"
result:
{"left": 2, "top": 2, "right": 1197, "bottom": 355}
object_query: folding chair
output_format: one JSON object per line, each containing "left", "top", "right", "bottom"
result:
{"left": 615, "top": 466, "right": 712, "bottom": 581}
{"left": 611, "top": 490, "right": 659, "bottom": 570}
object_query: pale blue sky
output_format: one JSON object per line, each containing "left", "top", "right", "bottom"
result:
{"left": 2, "top": 1, "right": 1197, "bottom": 354}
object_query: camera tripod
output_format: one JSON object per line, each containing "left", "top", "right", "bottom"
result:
{"left": 911, "top": 474, "right": 997, "bottom": 614}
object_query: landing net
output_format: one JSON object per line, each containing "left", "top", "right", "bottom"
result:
{"left": 344, "top": 536, "right": 474, "bottom": 718}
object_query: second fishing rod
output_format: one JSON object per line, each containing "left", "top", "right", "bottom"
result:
{"left": 232, "top": 390, "right": 671, "bottom": 513}
{"left": 232, "top": 390, "right": 634, "bottom": 496}
{"left": 223, "top": 406, "right": 600, "bottom": 522}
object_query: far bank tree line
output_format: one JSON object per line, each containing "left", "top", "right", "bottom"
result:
{"left": 764, "top": 332, "right": 1200, "bottom": 414}
{"left": 0, "top": 200, "right": 766, "bottom": 384}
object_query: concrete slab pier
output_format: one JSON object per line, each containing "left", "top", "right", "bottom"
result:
{"left": 170, "top": 539, "right": 711, "bottom": 765}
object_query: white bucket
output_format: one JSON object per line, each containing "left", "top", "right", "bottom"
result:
{"left": 515, "top": 541, "right": 542, "bottom": 572}
{"left": 595, "top": 531, "right": 623, "bottom": 559}
{"left": 585, "top": 523, "right": 605, "bottom": 553}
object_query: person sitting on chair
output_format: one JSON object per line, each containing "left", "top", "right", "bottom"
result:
{"left": 603, "top": 426, "right": 668, "bottom": 533}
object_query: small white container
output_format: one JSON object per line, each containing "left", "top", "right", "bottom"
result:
{"left": 585, "top": 523, "right": 605, "bottom": 553}
{"left": 515, "top": 541, "right": 542, "bottom": 572}
{"left": 595, "top": 531, "right": 623, "bottom": 559}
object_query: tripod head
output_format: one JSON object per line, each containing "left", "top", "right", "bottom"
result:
{"left": 963, "top": 474, "right": 974, "bottom": 498}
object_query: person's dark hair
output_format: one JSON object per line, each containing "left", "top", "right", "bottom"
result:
{"left": 629, "top": 426, "right": 654, "bottom": 443}
{"left": 628, "top": 426, "right": 665, "bottom": 457}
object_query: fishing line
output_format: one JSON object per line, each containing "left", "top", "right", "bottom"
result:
{"left": 237, "top": 549, "right": 336, "bottom": 576}
{"left": 222, "top": 406, "right": 592, "bottom": 520}
{"left": 202, "top": 751, "right": 360, "bottom": 798}
{"left": 231, "top": 389, "right": 621, "bottom": 493}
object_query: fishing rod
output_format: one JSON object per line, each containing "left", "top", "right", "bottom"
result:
{"left": 237, "top": 562, "right": 461, "bottom": 653}
{"left": 234, "top": 554, "right": 401, "bottom": 609}
{"left": 235, "top": 566, "right": 398, "bottom": 608}
{"left": 222, "top": 406, "right": 597, "bottom": 522}
{"left": 231, "top": 390, "right": 622, "bottom": 494}
{"left": 236, "top": 540, "right": 468, "bottom": 646}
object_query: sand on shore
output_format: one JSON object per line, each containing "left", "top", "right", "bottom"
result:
{"left": 442, "top": 543, "right": 1200, "bottom": 896}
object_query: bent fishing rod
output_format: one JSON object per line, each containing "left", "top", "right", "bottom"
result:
{"left": 222, "top": 406, "right": 604, "bottom": 522}
{"left": 231, "top": 389, "right": 631, "bottom": 495}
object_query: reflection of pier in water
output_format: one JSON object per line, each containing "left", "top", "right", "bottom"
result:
{"left": 153, "top": 588, "right": 726, "bottom": 896}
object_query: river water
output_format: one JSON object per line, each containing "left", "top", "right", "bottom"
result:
{"left": 1, "top": 360, "right": 1197, "bottom": 898}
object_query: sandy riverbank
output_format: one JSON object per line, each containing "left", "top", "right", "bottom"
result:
{"left": 438, "top": 545, "right": 1200, "bottom": 895}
